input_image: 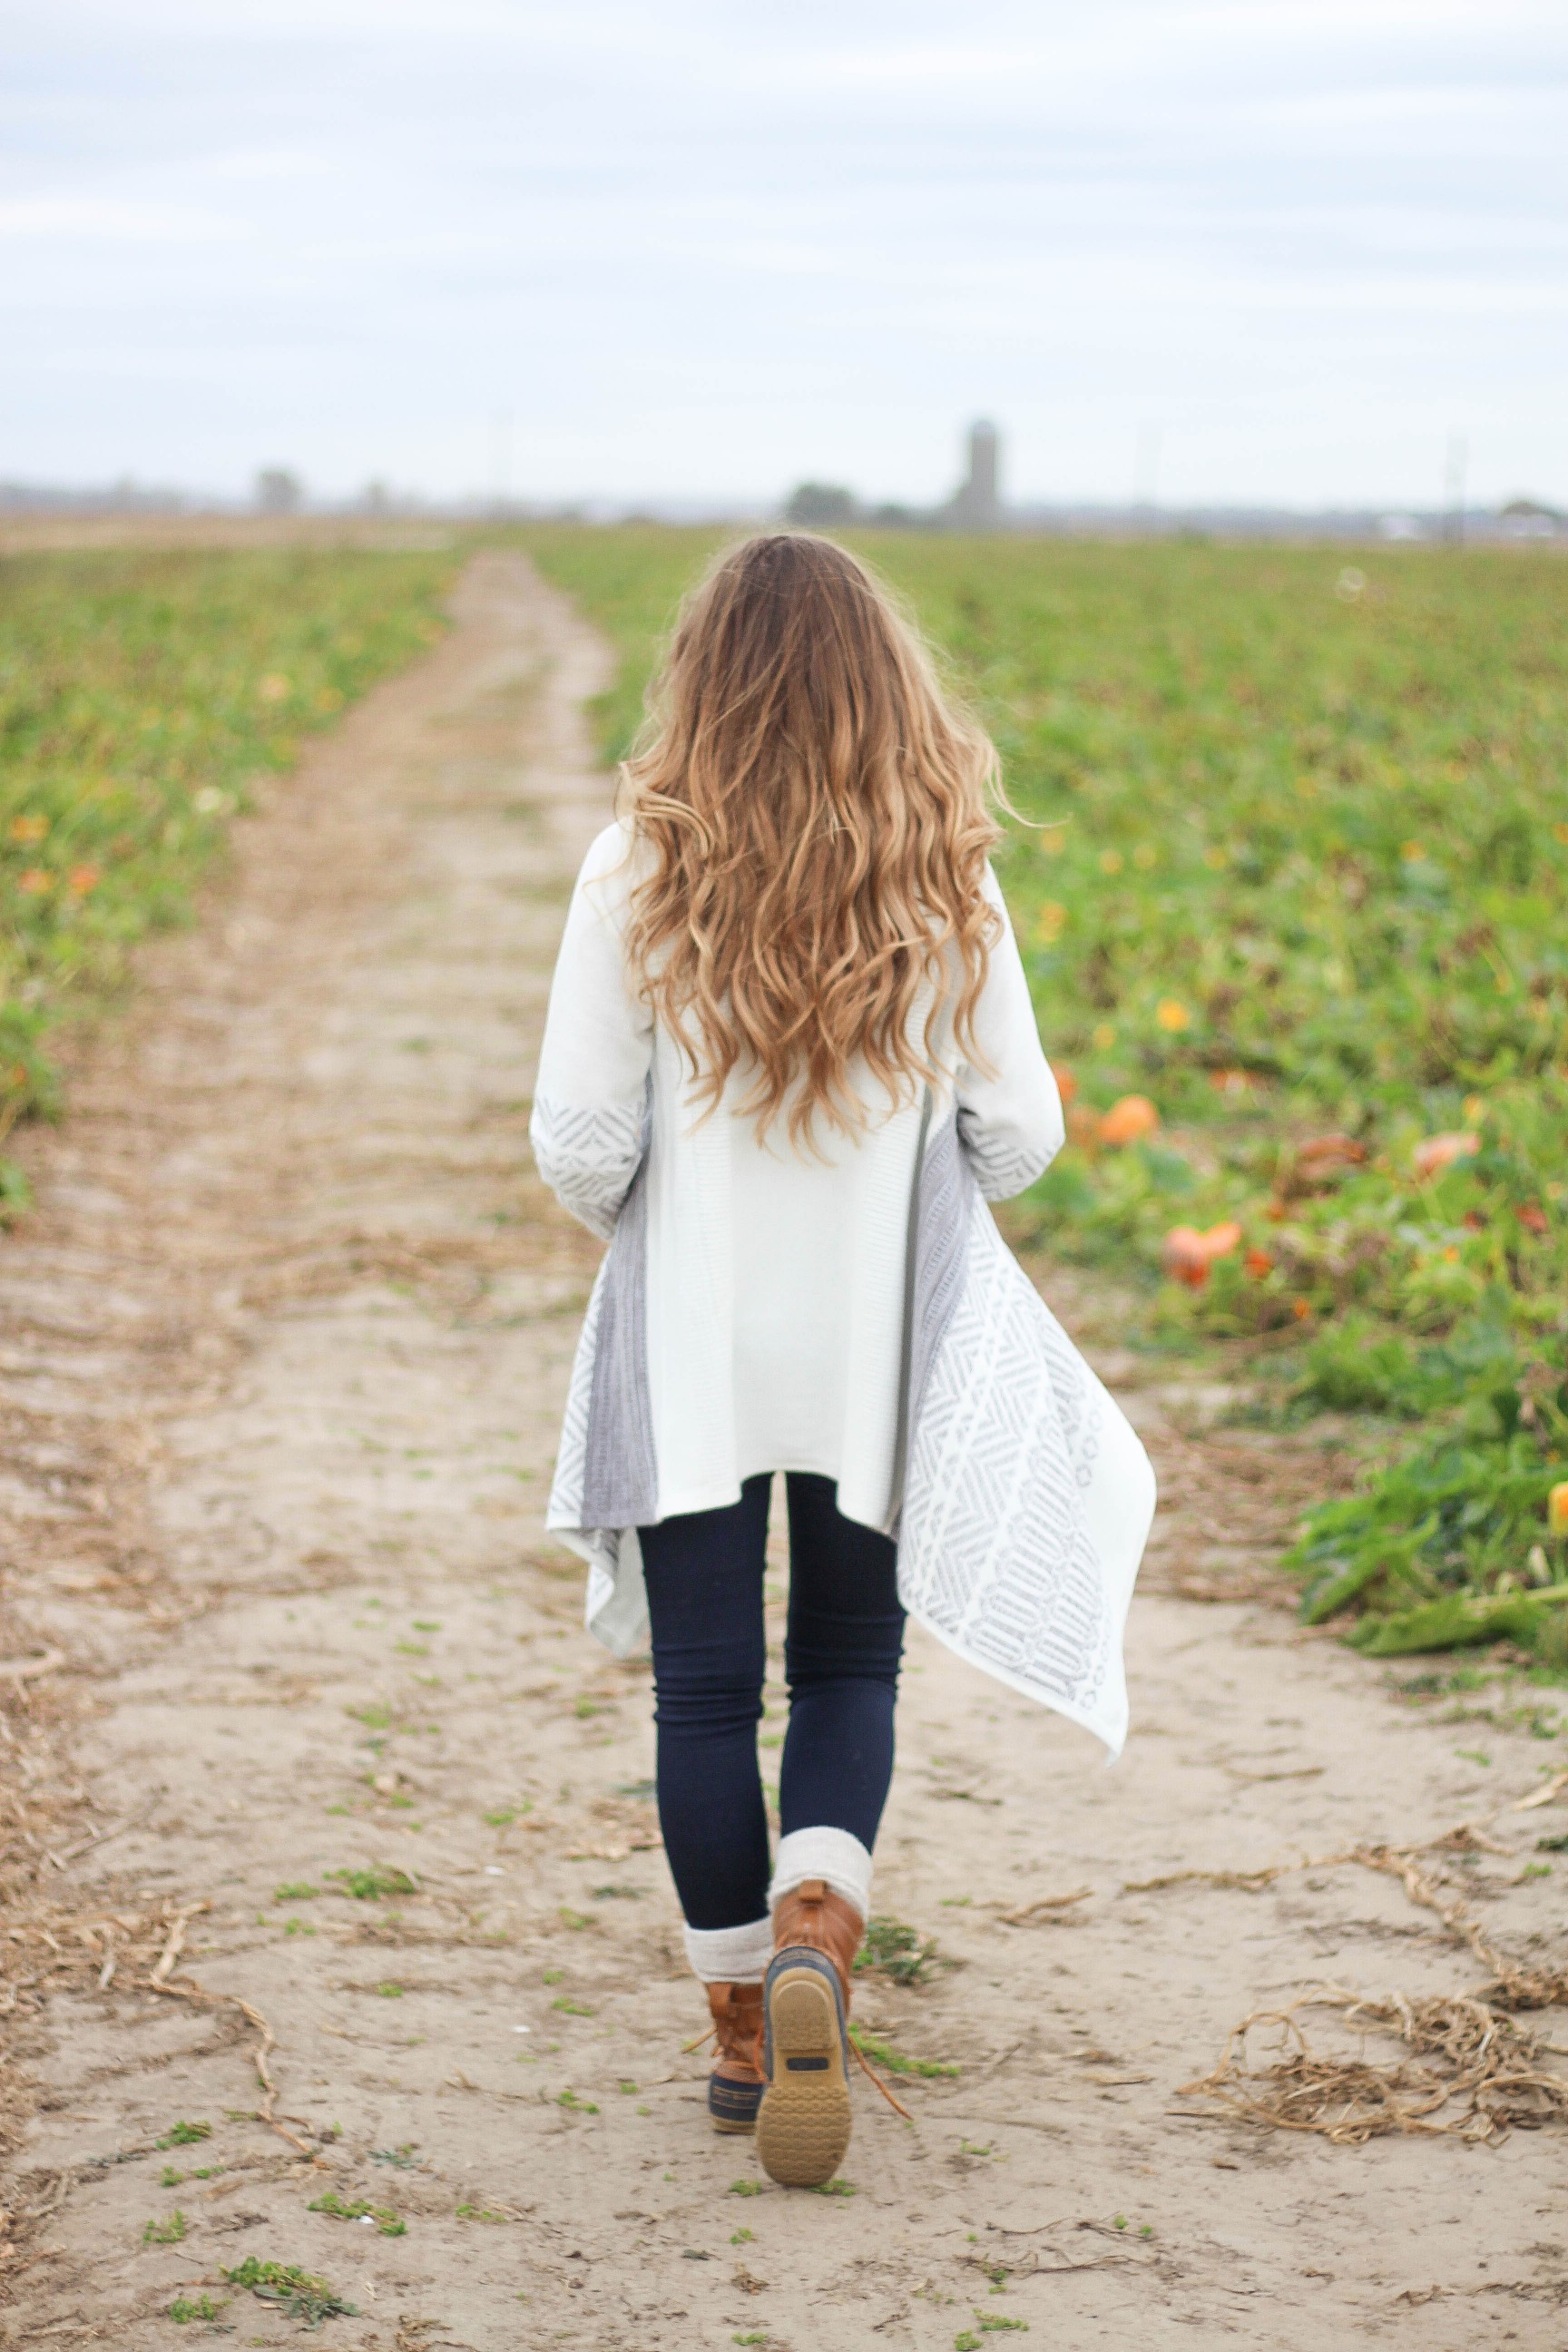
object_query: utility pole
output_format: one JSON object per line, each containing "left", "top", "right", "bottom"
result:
{"left": 1445, "top": 431, "right": 1467, "bottom": 545}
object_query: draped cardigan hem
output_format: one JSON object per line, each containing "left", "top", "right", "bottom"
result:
{"left": 545, "top": 1105, "right": 1155, "bottom": 1759}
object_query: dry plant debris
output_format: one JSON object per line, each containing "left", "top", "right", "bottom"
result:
{"left": 1169, "top": 1812, "right": 1568, "bottom": 2142}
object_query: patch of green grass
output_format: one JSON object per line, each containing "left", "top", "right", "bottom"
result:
{"left": 555, "top": 2089, "right": 599, "bottom": 2114}
{"left": 728, "top": 2177, "right": 762, "bottom": 2196}
{"left": 854, "top": 1916, "right": 937, "bottom": 1986}
{"left": 849, "top": 2024, "right": 960, "bottom": 2078}
{"left": 142, "top": 2209, "right": 187, "bottom": 2242}
{"left": 168, "top": 2294, "right": 226, "bottom": 2324}
{"left": 223, "top": 2256, "right": 358, "bottom": 2327}
{"left": 806, "top": 2176, "right": 856, "bottom": 2197}
{"left": 551, "top": 1995, "right": 594, "bottom": 2014}
{"left": 370, "top": 2142, "right": 420, "bottom": 2168}
{"left": 520, "top": 523, "right": 1568, "bottom": 1654}
{"left": 308, "top": 2190, "right": 406, "bottom": 2237}
{"left": 273, "top": 1881, "right": 318, "bottom": 1902}
{"left": 326, "top": 1865, "right": 417, "bottom": 1900}
{"left": 155, "top": 2121, "right": 211, "bottom": 2148}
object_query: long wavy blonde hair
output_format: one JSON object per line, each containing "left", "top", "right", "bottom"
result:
{"left": 621, "top": 533, "right": 1002, "bottom": 1147}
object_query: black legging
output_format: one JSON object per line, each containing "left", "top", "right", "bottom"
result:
{"left": 638, "top": 1473, "right": 906, "bottom": 1931}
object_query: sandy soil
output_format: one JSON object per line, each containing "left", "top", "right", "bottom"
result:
{"left": 2, "top": 551, "right": 1566, "bottom": 2351}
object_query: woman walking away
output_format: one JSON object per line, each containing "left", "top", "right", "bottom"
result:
{"left": 532, "top": 534, "right": 1155, "bottom": 2188}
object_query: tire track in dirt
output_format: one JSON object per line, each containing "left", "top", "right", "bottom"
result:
{"left": 1, "top": 552, "right": 1564, "bottom": 2348}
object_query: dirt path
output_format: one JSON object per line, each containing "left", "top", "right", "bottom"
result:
{"left": 2, "top": 552, "right": 1565, "bottom": 2350}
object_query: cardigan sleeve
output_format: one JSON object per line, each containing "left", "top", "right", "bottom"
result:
{"left": 530, "top": 822, "right": 655, "bottom": 1240}
{"left": 953, "top": 864, "right": 1065, "bottom": 1200}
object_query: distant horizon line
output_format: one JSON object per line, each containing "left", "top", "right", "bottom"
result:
{"left": 2, "top": 479, "right": 1563, "bottom": 545}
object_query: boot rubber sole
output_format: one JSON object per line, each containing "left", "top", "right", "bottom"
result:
{"left": 756, "top": 1950, "right": 852, "bottom": 2188}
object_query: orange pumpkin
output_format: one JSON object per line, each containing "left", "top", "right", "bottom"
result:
{"left": 1162, "top": 1220, "right": 1243, "bottom": 1289}
{"left": 1098, "top": 1094, "right": 1159, "bottom": 1147}
{"left": 1413, "top": 1132, "right": 1479, "bottom": 1180}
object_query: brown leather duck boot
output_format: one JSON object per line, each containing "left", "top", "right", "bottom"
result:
{"left": 705, "top": 1981, "right": 766, "bottom": 2133}
{"left": 756, "top": 1878, "right": 862, "bottom": 2187}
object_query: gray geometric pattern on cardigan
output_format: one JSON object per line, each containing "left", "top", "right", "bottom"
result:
{"left": 895, "top": 1196, "right": 1118, "bottom": 1726}
{"left": 581, "top": 1157, "right": 657, "bottom": 1527}
{"left": 955, "top": 1103, "right": 1058, "bottom": 1203}
{"left": 529, "top": 1093, "right": 644, "bottom": 1240}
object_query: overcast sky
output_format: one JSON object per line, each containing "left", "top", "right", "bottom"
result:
{"left": 5, "top": 0, "right": 1565, "bottom": 508}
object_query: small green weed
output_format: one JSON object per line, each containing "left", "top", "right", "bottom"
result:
{"left": 557, "top": 1906, "right": 593, "bottom": 1929}
{"left": 308, "top": 2190, "right": 405, "bottom": 2237}
{"left": 806, "top": 2177, "right": 856, "bottom": 2196}
{"left": 730, "top": 2225, "right": 755, "bottom": 2243}
{"left": 274, "top": 1881, "right": 318, "bottom": 1902}
{"left": 551, "top": 1995, "right": 593, "bottom": 2015}
{"left": 729, "top": 2178, "right": 762, "bottom": 2196}
{"left": 142, "top": 2210, "right": 187, "bottom": 2243}
{"left": 168, "top": 2294, "right": 226, "bottom": 2324}
{"left": 326, "top": 1865, "right": 416, "bottom": 1900}
{"left": 855, "top": 1916, "right": 936, "bottom": 1986}
{"left": 155, "top": 2121, "right": 211, "bottom": 2148}
{"left": 555, "top": 2089, "right": 599, "bottom": 2114}
{"left": 224, "top": 2257, "right": 358, "bottom": 2327}
{"left": 849, "top": 2024, "right": 959, "bottom": 2078}
{"left": 370, "top": 2143, "right": 420, "bottom": 2168}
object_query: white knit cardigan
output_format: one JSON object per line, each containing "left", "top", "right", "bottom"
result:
{"left": 532, "top": 822, "right": 1156, "bottom": 1756}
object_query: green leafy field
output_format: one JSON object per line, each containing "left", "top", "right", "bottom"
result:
{"left": 522, "top": 523, "right": 1568, "bottom": 1658}
{"left": 0, "top": 543, "right": 456, "bottom": 1202}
